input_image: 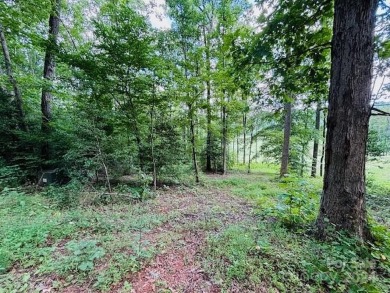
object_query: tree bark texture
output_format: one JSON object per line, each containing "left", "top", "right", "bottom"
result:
{"left": 41, "top": 0, "right": 60, "bottom": 161}
{"left": 0, "top": 24, "right": 27, "bottom": 131}
{"left": 280, "top": 102, "right": 292, "bottom": 177}
{"left": 316, "top": 0, "right": 378, "bottom": 240}
{"left": 311, "top": 104, "right": 321, "bottom": 177}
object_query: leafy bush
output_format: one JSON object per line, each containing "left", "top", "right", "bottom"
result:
{"left": 271, "top": 178, "right": 319, "bottom": 228}
{"left": 0, "top": 163, "right": 25, "bottom": 189}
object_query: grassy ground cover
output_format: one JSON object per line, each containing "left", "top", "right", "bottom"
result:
{"left": 0, "top": 158, "right": 389, "bottom": 292}
{"left": 204, "top": 160, "right": 390, "bottom": 292}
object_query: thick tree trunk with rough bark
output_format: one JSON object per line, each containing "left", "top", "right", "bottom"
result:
{"left": 280, "top": 102, "right": 292, "bottom": 177}
{"left": 311, "top": 104, "right": 321, "bottom": 177}
{"left": 0, "top": 24, "right": 27, "bottom": 131}
{"left": 316, "top": 0, "right": 378, "bottom": 240}
{"left": 41, "top": 0, "right": 60, "bottom": 161}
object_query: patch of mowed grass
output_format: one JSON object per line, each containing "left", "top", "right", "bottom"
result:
{"left": 233, "top": 162, "right": 280, "bottom": 174}
{"left": 0, "top": 188, "right": 169, "bottom": 292}
{"left": 207, "top": 164, "right": 322, "bottom": 226}
{"left": 216, "top": 161, "right": 388, "bottom": 230}
{"left": 207, "top": 163, "right": 284, "bottom": 201}
{"left": 366, "top": 156, "right": 390, "bottom": 229}
{"left": 203, "top": 162, "right": 390, "bottom": 292}
{"left": 366, "top": 156, "right": 390, "bottom": 192}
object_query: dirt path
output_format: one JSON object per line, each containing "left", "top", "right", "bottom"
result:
{"left": 115, "top": 185, "right": 257, "bottom": 293}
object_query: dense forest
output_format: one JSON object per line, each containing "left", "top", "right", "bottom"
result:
{"left": 1, "top": 0, "right": 390, "bottom": 292}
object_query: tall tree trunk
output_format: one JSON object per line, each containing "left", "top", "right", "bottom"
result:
{"left": 188, "top": 104, "right": 200, "bottom": 183}
{"left": 232, "top": 136, "right": 235, "bottom": 164}
{"left": 242, "top": 113, "right": 247, "bottom": 164}
{"left": 236, "top": 133, "right": 239, "bottom": 163}
{"left": 280, "top": 102, "right": 292, "bottom": 177}
{"left": 247, "top": 126, "right": 254, "bottom": 173}
{"left": 150, "top": 104, "right": 157, "bottom": 192}
{"left": 41, "top": 0, "right": 61, "bottom": 162}
{"left": 255, "top": 136, "right": 258, "bottom": 163}
{"left": 203, "top": 26, "right": 213, "bottom": 172}
{"left": 0, "top": 24, "right": 27, "bottom": 131}
{"left": 299, "top": 110, "right": 309, "bottom": 177}
{"left": 320, "top": 112, "right": 326, "bottom": 177}
{"left": 311, "top": 104, "right": 321, "bottom": 177}
{"left": 206, "top": 93, "right": 212, "bottom": 171}
{"left": 316, "top": 0, "right": 378, "bottom": 240}
{"left": 222, "top": 101, "right": 227, "bottom": 175}
{"left": 95, "top": 135, "right": 111, "bottom": 193}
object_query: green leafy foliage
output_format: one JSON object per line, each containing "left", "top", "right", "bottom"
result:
{"left": 93, "top": 253, "right": 139, "bottom": 291}
{"left": 272, "top": 177, "right": 319, "bottom": 228}
{"left": 44, "top": 180, "right": 83, "bottom": 208}
{"left": 0, "top": 250, "right": 11, "bottom": 273}
{"left": 59, "top": 240, "right": 105, "bottom": 273}
{"left": 0, "top": 163, "right": 24, "bottom": 189}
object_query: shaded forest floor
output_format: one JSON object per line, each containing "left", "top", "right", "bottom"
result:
{"left": 1, "top": 162, "right": 390, "bottom": 292}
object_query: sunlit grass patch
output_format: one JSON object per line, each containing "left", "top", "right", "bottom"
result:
{"left": 202, "top": 161, "right": 390, "bottom": 292}
{"left": 366, "top": 156, "right": 390, "bottom": 191}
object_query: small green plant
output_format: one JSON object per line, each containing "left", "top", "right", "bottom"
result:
{"left": 0, "top": 273, "right": 31, "bottom": 292}
{"left": 0, "top": 250, "right": 12, "bottom": 273}
{"left": 93, "top": 253, "right": 140, "bottom": 291}
{"left": 59, "top": 240, "right": 105, "bottom": 274}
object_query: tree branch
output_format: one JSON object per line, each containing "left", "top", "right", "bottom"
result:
{"left": 371, "top": 107, "right": 390, "bottom": 116}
